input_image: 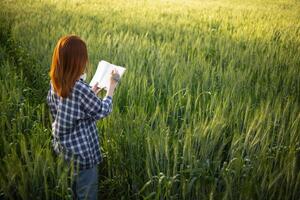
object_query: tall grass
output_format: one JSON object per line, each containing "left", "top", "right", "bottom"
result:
{"left": 0, "top": 0, "right": 300, "bottom": 199}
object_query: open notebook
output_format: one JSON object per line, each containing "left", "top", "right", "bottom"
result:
{"left": 89, "top": 60, "right": 126, "bottom": 90}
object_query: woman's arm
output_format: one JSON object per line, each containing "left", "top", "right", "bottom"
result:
{"left": 81, "top": 69, "right": 119, "bottom": 120}
{"left": 46, "top": 84, "right": 57, "bottom": 122}
{"left": 80, "top": 83, "right": 113, "bottom": 120}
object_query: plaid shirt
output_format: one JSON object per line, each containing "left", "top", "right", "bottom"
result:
{"left": 46, "top": 78, "right": 113, "bottom": 170}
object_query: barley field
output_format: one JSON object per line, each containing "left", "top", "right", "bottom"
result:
{"left": 0, "top": 0, "right": 300, "bottom": 199}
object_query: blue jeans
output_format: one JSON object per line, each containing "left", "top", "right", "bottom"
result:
{"left": 72, "top": 165, "right": 98, "bottom": 200}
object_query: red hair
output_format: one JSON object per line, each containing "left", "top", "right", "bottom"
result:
{"left": 49, "top": 35, "right": 88, "bottom": 98}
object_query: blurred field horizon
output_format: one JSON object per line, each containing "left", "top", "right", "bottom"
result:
{"left": 0, "top": 0, "right": 299, "bottom": 199}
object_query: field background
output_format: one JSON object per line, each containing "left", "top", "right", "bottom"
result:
{"left": 0, "top": 0, "right": 300, "bottom": 199}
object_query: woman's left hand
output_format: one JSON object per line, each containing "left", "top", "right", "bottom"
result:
{"left": 92, "top": 82, "right": 103, "bottom": 95}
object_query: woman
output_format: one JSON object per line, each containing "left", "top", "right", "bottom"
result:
{"left": 46, "top": 35, "right": 119, "bottom": 200}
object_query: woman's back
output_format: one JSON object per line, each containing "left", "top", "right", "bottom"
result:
{"left": 47, "top": 77, "right": 113, "bottom": 170}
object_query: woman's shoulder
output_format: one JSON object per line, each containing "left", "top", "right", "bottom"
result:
{"left": 48, "top": 81, "right": 56, "bottom": 95}
{"left": 73, "top": 78, "right": 92, "bottom": 95}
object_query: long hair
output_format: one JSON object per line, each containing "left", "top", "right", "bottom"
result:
{"left": 49, "top": 35, "right": 88, "bottom": 98}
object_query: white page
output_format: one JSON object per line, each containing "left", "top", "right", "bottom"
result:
{"left": 89, "top": 60, "right": 126, "bottom": 90}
